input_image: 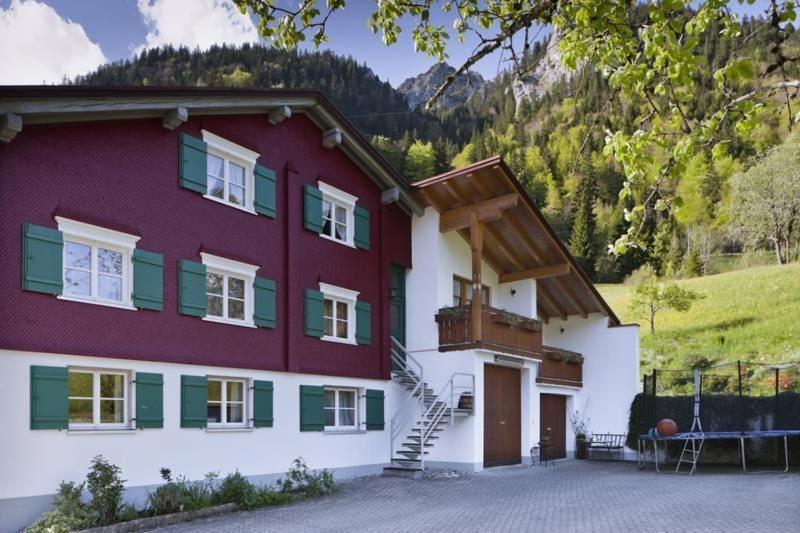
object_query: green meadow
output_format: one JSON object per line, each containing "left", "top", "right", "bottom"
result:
{"left": 598, "top": 263, "right": 800, "bottom": 373}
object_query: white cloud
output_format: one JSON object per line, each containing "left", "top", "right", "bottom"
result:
{"left": 136, "top": 0, "right": 258, "bottom": 53}
{"left": 0, "top": 0, "right": 106, "bottom": 84}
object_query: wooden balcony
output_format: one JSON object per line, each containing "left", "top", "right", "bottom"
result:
{"left": 536, "top": 347, "right": 583, "bottom": 388}
{"left": 435, "top": 305, "right": 543, "bottom": 357}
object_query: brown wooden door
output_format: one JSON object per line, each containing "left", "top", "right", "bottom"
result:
{"left": 540, "top": 394, "right": 567, "bottom": 459}
{"left": 484, "top": 364, "right": 521, "bottom": 467}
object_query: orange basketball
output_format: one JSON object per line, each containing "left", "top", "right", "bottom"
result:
{"left": 657, "top": 418, "right": 678, "bottom": 436}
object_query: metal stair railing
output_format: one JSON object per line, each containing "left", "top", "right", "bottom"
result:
{"left": 389, "top": 337, "right": 425, "bottom": 464}
{"left": 417, "top": 372, "right": 476, "bottom": 469}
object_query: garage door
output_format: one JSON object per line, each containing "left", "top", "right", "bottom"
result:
{"left": 484, "top": 364, "right": 521, "bottom": 467}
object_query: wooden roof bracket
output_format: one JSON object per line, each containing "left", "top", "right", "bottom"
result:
{"left": 438, "top": 192, "right": 519, "bottom": 232}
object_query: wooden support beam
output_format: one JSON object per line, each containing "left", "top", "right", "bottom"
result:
{"left": 162, "top": 107, "right": 187, "bottom": 130}
{"left": 499, "top": 263, "right": 571, "bottom": 284}
{"left": 0, "top": 113, "right": 22, "bottom": 143}
{"left": 268, "top": 105, "right": 292, "bottom": 125}
{"left": 439, "top": 193, "right": 519, "bottom": 232}
{"left": 535, "top": 283, "right": 568, "bottom": 321}
{"left": 322, "top": 127, "right": 342, "bottom": 149}
{"left": 470, "top": 212, "right": 483, "bottom": 342}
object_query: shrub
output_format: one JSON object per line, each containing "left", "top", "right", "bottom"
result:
{"left": 27, "top": 482, "right": 92, "bottom": 533}
{"left": 86, "top": 455, "right": 126, "bottom": 526}
{"left": 145, "top": 469, "right": 217, "bottom": 515}
{"left": 215, "top": 471, "right": 256, "bottom": 509}
{"left": 278, "top": 458, "right": 334, "bottom": 498}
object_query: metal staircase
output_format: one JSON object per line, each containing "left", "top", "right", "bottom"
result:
{"left": 385, "top": 337, "right": 474, "bottom": 476}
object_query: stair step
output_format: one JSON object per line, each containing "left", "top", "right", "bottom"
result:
{"left": 397, "top": 450, "right": 429, "bottom": 458}
{"left": 411, "top": 427, "right": 444, "bottom": 433}
{"left": 391, "top": 457, "right": 422, "bottom": 465}
{"left": 401, "top": 443, "right": 434, "bottom": 449}
{"left": 382, "top": 466, "right": 423, "bottom": 479}
{"left": 406, "top": 435, "right": 438, "bottom": 441}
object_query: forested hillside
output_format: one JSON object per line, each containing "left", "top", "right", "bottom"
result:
{"left": 75, "top": 16, "right": 800, "bottom": 284}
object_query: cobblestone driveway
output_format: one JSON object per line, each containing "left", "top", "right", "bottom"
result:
{"left": 149, "top": 461, "right": 800, "bottom": 532}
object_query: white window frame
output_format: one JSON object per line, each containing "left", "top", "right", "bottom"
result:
{"left": 56, "top": 217, "right": 139, "bottom": 311}
{"left": 318, "top": 181, "right": 357, "bottom": 248}
{"left": 319, "top": 282, "right": 359, "bottom": 345}
{"left": 202, "top": 130, "right": 259, "bottom": 214}
{"left": 67, "top": 367, "right": 131, "bottom": 430}
{"left": 201, "top": 253, "right": 258, "bottom": 328}
{"left": 206, "top": 376, "right": 249, "bottom": 428}
{"left": 324, "top": 386, "right": 359, "bottom": 431}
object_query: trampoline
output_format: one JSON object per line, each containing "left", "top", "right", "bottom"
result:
{"left": 636, "top": 361, "right": 800, "bottom": 475}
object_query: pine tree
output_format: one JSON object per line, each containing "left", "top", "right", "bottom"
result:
{"left": 685, "top": 247, "right": 704, "bottom": 277}
{"left": 432, "top": 138, "right": 453, "bottom": 174}
{"left": 569, "top": 173, "right": 598, "bottom": 279}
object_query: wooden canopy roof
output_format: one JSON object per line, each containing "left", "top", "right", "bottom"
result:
{"left": 414, "top": 156, "right": 620, "bottom": 325}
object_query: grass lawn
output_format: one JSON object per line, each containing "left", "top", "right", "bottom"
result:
{"left": 597, "top": 262, "right": 800, "bottom": 372}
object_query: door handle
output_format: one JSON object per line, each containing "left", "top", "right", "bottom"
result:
{"left": 499, "top": 420, "right": 506, "bottom": 425}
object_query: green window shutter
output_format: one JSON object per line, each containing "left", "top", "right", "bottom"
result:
{"left": 299, "top": 385, "right": 324, "bottom": 431}
{"left": 252, "top": 380, "right": 274, "bottom": 428}
{"left": 132, "top": 249, "right": 164, "bottom": 311}
{"left": 30, "top": 366, "right": 68, "bottom": 430}
{"left": 178, "top": 260, "right": 206, "bottom": 317}
{"left": 135, "top": 372, "right": 164, "bottom": 429}
{"left": 304, "top": 289, "right": 324, "bottom": 337}
{"left": 179, "top": 133, "right": 207, "bottom": 193}
{"left": 253, "top": 277, "right": 277, "bottom": 328}
{"left": 22, "top": 223, "right": 63, "bottom": 295}
{"left": 365, "top": 389, "right": 385, "bottom": 430}
{"left": 180, "top": 375, "right": 208, "bottom": 428}
{"left": 355, "top": 301, "right": 372, "bottom": 345}
{"left": 303, "top": 184, "right": 324, "bottom": 233}
{"left": 254, "top": 164, "right": 277, "bottom": 218}
{"left": 354, "top": 206, "right": 371, "bottom": 251}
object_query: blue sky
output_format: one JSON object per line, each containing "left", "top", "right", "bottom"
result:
{"left": 0, "top": 0, "right": 775, "bottom": 86}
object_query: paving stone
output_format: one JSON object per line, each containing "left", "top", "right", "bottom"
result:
{"left": 147, "top": 461, "right": 800, "bottom": 532}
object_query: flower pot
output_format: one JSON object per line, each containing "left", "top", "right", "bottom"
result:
{"left": 457, "top": 393, "right": 474, "bottom": 410}
{"left": 575, "top": 437, "right": 588, "bottom": 460}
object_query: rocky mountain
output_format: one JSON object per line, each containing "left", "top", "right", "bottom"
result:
{"left": 510, "top": 32, "right": 572, "bottom": 107}
{"left": 398, "top": 62, "right": 485, "bottom": 110}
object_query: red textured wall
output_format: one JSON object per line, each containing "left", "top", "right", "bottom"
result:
{"left": 0, "top": 113, "right": 412, "bottom": 379}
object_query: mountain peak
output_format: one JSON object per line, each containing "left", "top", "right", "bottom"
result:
{"left": 398, "top": 62, "right": 485, "bottom": 110}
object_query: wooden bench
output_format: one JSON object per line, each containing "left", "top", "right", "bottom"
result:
{"left": 587, "top": 433, "right": 626, "bottom": 461}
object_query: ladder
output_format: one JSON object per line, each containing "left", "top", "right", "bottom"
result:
{"left": 675, "top": 369, "right": 704, "bottom": 475}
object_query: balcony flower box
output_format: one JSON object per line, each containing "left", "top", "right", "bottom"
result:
{"left": 545, "top": 349, "right": 584, "bottom": 365}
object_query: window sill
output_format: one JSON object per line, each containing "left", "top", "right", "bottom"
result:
{"left": 203, "top": 194, "right": 257, "bottom": 215}
{"left": 324, "top": 429, "right": 366, "bottom": 435}
{"left": 319, "top": 233, "right": 356, "bottom": 249}
{"left": 57, "top": 295, "right": 137, "bottom": 311}
{"left": 202, "top": 316, "right": 256, "bottom": 328}
{"left": 321, "top": 335, "right": 357, "bottom": 345}
{"left": 67, "top": 427, "right": 137, "bottom": 435}
{"left": 205, "top": 426, "right": 254, "bottom": 433}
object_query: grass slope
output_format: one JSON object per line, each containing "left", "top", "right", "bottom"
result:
{"left": 598, "top": 263, "right": 800, "bottom": 372}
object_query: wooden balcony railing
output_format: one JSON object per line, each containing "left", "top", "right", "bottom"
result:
{"left": 536, "top": 347, "right": 583, "bottom": 388}
{"left": 435, "top": 305, "right": 543, "bottom": 357}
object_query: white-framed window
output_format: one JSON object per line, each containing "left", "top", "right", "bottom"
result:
{"left": 207, "top": 377, "right": 247, "bottom": 427}
{"left": 324, "top": 387, "right": 358, "bottom": 430}
{"left": 201, "top": 253, "right": 258, "bottom": 328}
{"left": 318, "top": 181, "right": 357, "bottom": 247}
{"left": 68, "top": 368, "right": 130, "bottom": 429}
{"left": 319, "top": 282, "right": 359, "bottom": 344}
{"left": 56, "top": 217, "right": 139, "bottom": 310}
{"left": 202, "top": 130, "right": 259, "bottom": 214}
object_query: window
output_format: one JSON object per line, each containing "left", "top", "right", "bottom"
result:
{"left": 207, "top": 378, "right": 247, "bottom": 427}
{"left": 452, "top": 275, "right": 490, "bottom": 307}
{"left": 318, "top": 182, "right": 357, "bottom": 246}
{"left": 202, "top": 130, "right": 259, "bottom": 213}
{"left": 68, "top": 369, "right": 129, "bottom": 428}
{"left": 201, "top": 253, "right": 257, "bottom": 327}
{"left": 57, "top": 217, "right": 139, "bottom": 310}
{"left": 319, "top": 282, "right": 359, "bottom": 344}
{"left": 324, "top": 387, "right": 358, "bottom": 430}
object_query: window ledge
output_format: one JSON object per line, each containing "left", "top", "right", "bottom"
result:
{"left": 67, "top": 428, "right": 137, "bottom": 435}
{"left": 203, "top": 194, "right": 257, "bottom": 215}
{"left": 324, "top": 429, "right": 366, "bottom": 435}
{"left": 321, "top": 335, "right": 357, "bottom": 345}
{"left": 57, "top": 295, "right": 137, "bottom": 311}
{"left": 205, "top": 426, "right": 254, "bottom": 433}
{"left": 202, "top": 316, "right": 256, "bottom": 328}
{"left": 319, "top": 233, "right": 356, "bottom": 249}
